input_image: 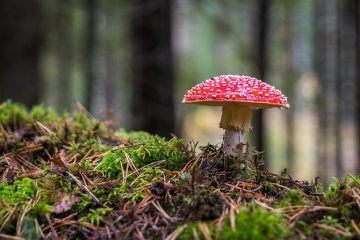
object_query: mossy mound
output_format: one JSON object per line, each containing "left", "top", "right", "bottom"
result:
{"left": 0, "top": 101, "right": 359, "bottom": 240}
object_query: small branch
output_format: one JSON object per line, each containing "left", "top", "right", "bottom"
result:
{"left": 52, "top": 170, "right": 103, "bottom": 207}
{"left": 67, "top": 172, "right": 103, "bottom": 207}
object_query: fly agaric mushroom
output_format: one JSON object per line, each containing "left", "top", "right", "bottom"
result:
{"left": 182, "top": 75, "right": 289, "bottom": 156}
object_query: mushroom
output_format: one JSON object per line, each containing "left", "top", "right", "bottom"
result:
{"left": 182, "top": 75, "right": 289, "bottom": 157}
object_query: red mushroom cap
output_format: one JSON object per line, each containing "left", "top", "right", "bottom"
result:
{"left": 182, "top": 75, "right": 289, "bottom": 109}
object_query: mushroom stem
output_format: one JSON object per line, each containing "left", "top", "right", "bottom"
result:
{"left": 223, "top": 129, "right": 247, "bottom": 156}
{"left": 220, "top": 105, "right": 252, "bottom": 156}
{"left": 219, "top": 105, "right": 253, "bottom": 131}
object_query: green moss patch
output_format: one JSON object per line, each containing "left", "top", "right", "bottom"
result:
{"left": 0, "top": 102, "right": 359, "bottom": 239}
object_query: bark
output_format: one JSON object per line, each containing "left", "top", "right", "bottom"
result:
{"left": 357, "top": 0, "right": 360, "bottom": 174}
{"left": 0, "top": 1, "right": 44, "bottom": 107}
{"left": 336, "top": 0, "right": 358, "bottom": 177}
{"left": 253, "top": 0, "right": 269, "bottom": 161}
{"left": 315, "top": 0, "right": 339, "bottom": 183}
{"left": 283, "top": 5, "right": 296, "bottom": 172}
{"left": 85, "top": 0, "right": 96, "bottom": 111}
{"left": 130, "top": 0, "right": 175, "bottom": 137}
{"left": 55, "top": 1, "right": 73, "bottom": 111}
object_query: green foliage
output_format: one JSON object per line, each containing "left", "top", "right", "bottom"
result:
{"left": 96, "top": 151, "right": 126, "bottom": 179}
{"left": 73, "top": 193, "right": 94, "bottom": 212}
{"left": 178, "top": 204, "right": 290, "bottom": 240}
{"left": 322, "top": 175, "right": 360, "bottom": 224}
{"left": 30, "top": 105, "right": 61, "bottom": 124}
{"left": 1, "top": 102, "right": 360, "bottom": 239}
{"left": 217, "top": 205, "right": 290, "bottom": 240}
{"left": 72, "top": 111, "right": 93, "bottom": 129}
{"left": 68, "top": 138, "right": 109, "bottom": 156}
{"left": 0, "top": 178, "right": 37, "bottom": 207}
{"left": 117, "top": 129, "right": 152, "bottom": 142}
{"left": 324, "top": 175, "right": 360, "bottom": 205}
{"left": 80, "top": 207, "right": 113, "bottom": 226}
{"left": 31, "top": 202, "right": 53, "bottom": 216}
{"left": 71, "top": 110, "right": 104, "bottom": 134}
{"left": 177, "top": 223, "right": 204, "bottom": 240}
{"left": 110, "top": 167, "right": 164, "bottom": 202}
{"left": 320, "top": 215, "right": 339, "bottom": 225}
{"left": 0, "top": 177, "right": 53, "bottom": 219}
{"left": 97, "top": 132, "right": 188, "bottom": 178}
{"left": 21, "top": 216, "right": 42, "bottom": 240}
{"left": 324, "top": 178, "right": 340, "bottom": 204}
{"left": 0, "top": 101, "right": 28, "bottom": 126}
{"left": 277, "top": 189, "right": 308, "bottom": 207}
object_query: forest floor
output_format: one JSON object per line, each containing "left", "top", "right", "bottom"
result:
{"left": 0, "top": 101, "right": 359, "bottom": 240}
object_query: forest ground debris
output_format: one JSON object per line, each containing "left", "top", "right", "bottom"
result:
{"left": 0, "top": 102, "right": 359, "bottom": 239}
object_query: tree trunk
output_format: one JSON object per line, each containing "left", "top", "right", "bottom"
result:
{"left": 130, "top": 0, "right": 175, "bottom": 137}
{"left": 335, "top": 0, "right": 342, "bottom": 178}
{"left": 282, "top": 5, "right": 296, "bottom": 173}
{"left": 335, "top": 0, "right": 358, "bottom": 177}
{"left": 85, "top": 0, "right": 96, "bottom": 111}
{"left": 55, "top": 1, "right": 74, "bottom": 111}
{"left": 357, "top": 0, "right": 360, "bottom": 174}
{"left": 0, "top": 1, "right": 44, "bottom": 108}
{"left": 253, "top": 0, "right": 269, "bottom": 162}
{"left": 315, "top": 0, "right": 339, "bottom": 183}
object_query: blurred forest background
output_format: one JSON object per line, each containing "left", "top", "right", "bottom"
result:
{"left": 0, "top": 0, "right": 359, "bottom": 184}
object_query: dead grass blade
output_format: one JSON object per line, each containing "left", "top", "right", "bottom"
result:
{"left": 0, "top": 207, "right": 17, "bottom": 232}
{"left": 312, "top": 223, "right": 352, "bottom": 237}
{"left": 198, "top": 222, "right": 212, "bottom": 240}
{"left": 151, "top": 201, "right": 174, "bottom": 222}
{"left": 351, "top": 220, "right": 360, "bottom": 235}
{"left": 229, "top": 207, "right": 236, "bottom": 231}
{"left": 0, "top": 233, "right": 25, "bottom": 240}
{"left": 164, "top": 224, "right": 187, "bottom": 240}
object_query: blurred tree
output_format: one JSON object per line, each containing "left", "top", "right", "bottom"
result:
{"left": 315, "top": 0, "right": 339, "bottom": 182}
{"left": 253, "top": 0, "right": 269, "bottom": 160}
{"left": 85, "top": 0, "right": 96, "bottom": 111}
{"left": 316, "top": 0, "right": 359, "bottom": 180}
{"left": 130, "top": 0, "right": 175, "bottom": 137}
{"left": 353, "top": 0, "right": 360, "bottom": 174}
{"left": 358, "top": 3, "right": 360, "bottom": 174}
{"left": 55, "top": 1, "right": 74, "bottom": 110}
{"left": 337, "top": 0, "right": 358, "bottom": 177}
{"left": 282, "top": 2, "right": 296, "bottom": 173}
{"left": 0, "top": 0, "right": 44, "bottom": 108}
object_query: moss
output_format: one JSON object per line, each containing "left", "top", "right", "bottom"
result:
{"left": 71, "top": 110, "right": 106, "bottom": 136}
{"left": 217, "top": 205, "right": 290, "bottom": 240}
{"left": 0, "top": 101, "right": 28, "bottom": 127}
{"left": 178, "top": 204, "right": 291, "bottom": 240}
{"left": 1, "top": 102, "right": 360, "bottom": 239}
{"left": 68, "top": 138, "right": 110, "bottom": 156}
{"left": 0, "top": 178, "right": 38, "bottom": 207}
{"left": 117, "top": 129, "right": 154, "bottom": 142}
{"left": 109, "top": 167, "right": 164, "bottom": 202}
{"left": 0, "top": 178, "right": 54, "bottom": 234}
{"left": 324, "top": 178, "right": 340, "bottom": 205}
{"left": 322, "top": 175, "right": 360, "bottom": 224}
{"left": 30, "top": 105, "right": 61, "bottom": 124}
{"left": 97, "top": 133, "right": 188, "bottom": 178}
{"left": 21, "top": 216, "right": 42, "bottom": 240}
{"left": 177, "top": 223, "right": 206, "bottom": 240}
{"left": 277, "top": 189, "right": 309, "bottom": 207}
{"left": 80, "top": 207, "right": 113, "bottom": 226}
